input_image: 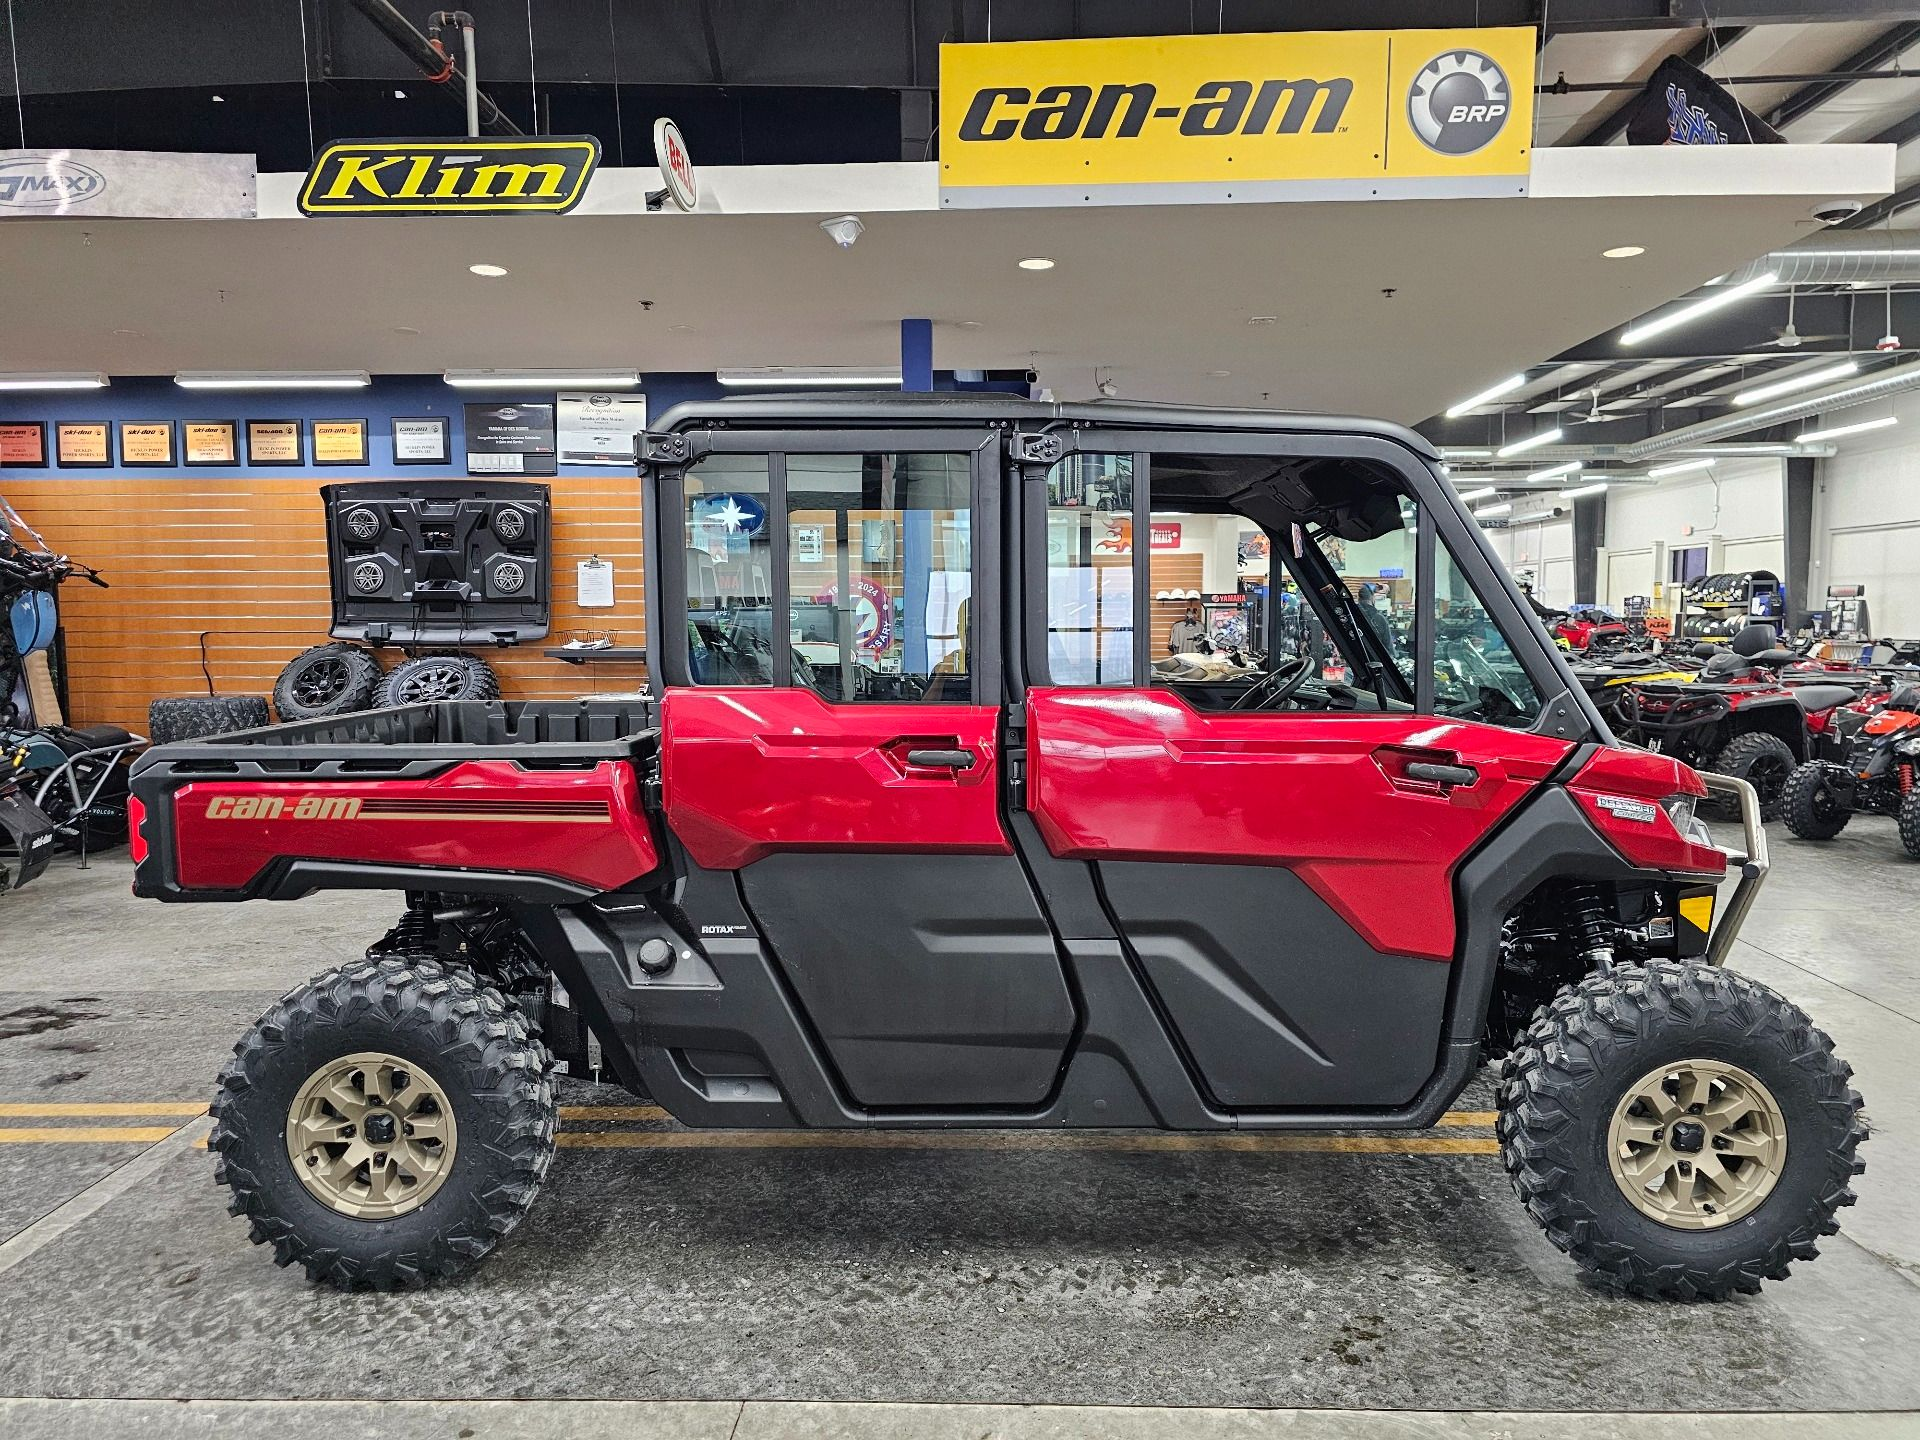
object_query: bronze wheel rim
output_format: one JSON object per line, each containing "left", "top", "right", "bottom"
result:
{"left": 285, "top": 1051, "right": 458, "bottom": 1220}
{"left": 1606, "top": 1058, "right": 1786, "bottom": 1230}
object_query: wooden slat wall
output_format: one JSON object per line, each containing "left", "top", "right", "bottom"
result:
{"left": 7, "top": 475, "right": 648, "bottom": 733}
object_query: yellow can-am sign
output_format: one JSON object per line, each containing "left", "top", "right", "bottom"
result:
{"left": 939, "top": 28, "right": 1534, "bottom": 207}
{"left": 299, "top": 137, "right": 599, "bottom": 216}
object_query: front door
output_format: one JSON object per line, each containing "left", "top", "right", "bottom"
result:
{"left": 1021, "top": 438, "right": 1574, "bottom": 1109}
{"left": 658, "top": 435, "right": 1075, "bottom": 1111}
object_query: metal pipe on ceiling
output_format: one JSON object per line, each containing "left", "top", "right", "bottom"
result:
{"left": 1717, "top": 233, "right": 1920, "bottom": 287}
{"left": 1621, "top": 357, "right": 1920, "bottom": 458}
{"left": 345, "top": 0, "right": 523, "bottom": 136}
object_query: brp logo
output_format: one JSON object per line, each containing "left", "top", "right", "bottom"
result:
{"left": 1407, "top": 50, "right": 1510, "bottom": 156}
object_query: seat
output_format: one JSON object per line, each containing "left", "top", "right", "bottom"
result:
{"left": 58, "top": 724, "right": 139, "bottom": 753}
{"left": 1791, "top": 685, "right": 1859, "bottom": 713}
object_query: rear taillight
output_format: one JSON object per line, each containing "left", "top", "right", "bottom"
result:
{"left": 1570, "top": 749, "right": 1725, "bottom": 877}
{"left": 127, "top": 795, "right": 148, "bottom": 866}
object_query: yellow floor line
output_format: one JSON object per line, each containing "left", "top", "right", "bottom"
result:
{"left": 0, "top": 1103, "right": 208, "bottom": 1118}
{"left": 0, "top": 1126, "right": 183, "bottom": 1144}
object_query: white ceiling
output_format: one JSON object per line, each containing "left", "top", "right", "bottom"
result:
{"left": 0, "top": 151, "right": 1891, "bottom": 427}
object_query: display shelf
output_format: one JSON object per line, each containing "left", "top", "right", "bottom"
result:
{"left": 543, "top": 646, "right": 648, "bottom": 665}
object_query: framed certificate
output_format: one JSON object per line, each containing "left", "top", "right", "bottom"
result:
{"left": 246, "top": 419, "right": 303, "bottom": 466}
{"left": 54, "top": 421, "right": 112, "bottom": 467}
{"left": 312, "top": 419, "right": 369, "bottom": 466}
{"left": 183, "top": 420, "right": 239, "bottom": 466}
{"left": 391, "top": 416, "right": 450, "bottom": 465}
{"left": 118, "top": 420, "right": 177, "bottom": 467}
{"left": 0, "top": 421, "right": 47, "bottom": 467}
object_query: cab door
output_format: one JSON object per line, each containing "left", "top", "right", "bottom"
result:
{"left": 655, "top": 430, "right": 1075, "bottom": 1111}
{"left": 1017, "top": 432, "right": 1575, "bottom": 1109}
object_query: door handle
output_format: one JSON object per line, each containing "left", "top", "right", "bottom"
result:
{"left": 905, "top": 748, "right": 976, "bottom": 770}
{"left": 1404, "top": 761, "right": 1478, "bottom": 787}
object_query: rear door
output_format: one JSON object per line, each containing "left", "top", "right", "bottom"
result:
{"left": 655, "top": 429, "right": 1075, "bottom": 1111}
{"left": 1019, "top": 430, "right": 1575, "bottom": 1109}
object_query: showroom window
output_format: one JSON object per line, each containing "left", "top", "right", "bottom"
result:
{"left": 1042, "top": 453, "right": 1136, "bottom": 686}
{"left": 683, "top": 454, "right": 776, "bottom": 686}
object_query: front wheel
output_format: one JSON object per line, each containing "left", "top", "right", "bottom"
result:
{"left": 1781, "top": 762, "right": 1852, "bottom": 842}
{"left": 1900, "top": 790, "right": 1920, "bottom": 860}
{"left": 1498, "top": 961, "right": 1865, "bottom": 1300}
{"left": 1706, "top": 731, "right": 1798, "bottom": 821}
{"left": 210, "top": 957, "right": 555, "bottom": 1290}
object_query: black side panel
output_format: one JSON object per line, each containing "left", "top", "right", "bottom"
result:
{"left": 1097, "top": 861, "right": 1448, "bottom": 1109}
{"left": 739, "top": 853, "right": 1075, "bottom": 1108}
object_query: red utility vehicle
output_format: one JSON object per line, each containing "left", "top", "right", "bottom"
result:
{"left": 129, "top": 397, "right": 1864, "bottom": 1299}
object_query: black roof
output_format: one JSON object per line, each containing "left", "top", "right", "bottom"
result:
{"left": 651, "top": 392, "right": 1437, "bottom": 459}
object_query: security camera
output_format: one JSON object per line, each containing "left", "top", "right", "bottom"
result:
{"left": 1811, "top": 199, "right": 1865, "bottom": 225}
{"left": 1024, "top": 367, "right": 1039, "bottom": 384}
{"left": 1097, "top": 377, "right": 1119, "bottom": 398}
{"left": 819, "top": 214, "right": 864, "bottom": 249}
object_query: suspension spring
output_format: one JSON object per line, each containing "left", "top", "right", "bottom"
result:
{"left": 1900, "top": 763, "right": 1913, "bottom": 795}
{"left": 1562, "top": 881, "right": 1616, "bottom": 968}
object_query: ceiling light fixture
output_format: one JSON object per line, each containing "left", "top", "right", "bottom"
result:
{"left": 1602, "top": 246, "right": 1645, "bottom": 259}
{"left": 1018, "top": 257, "right": 1055, "bottom": 271}
{"left": 444, "top": 368, "right": 640, "bottom": 388}
{"left": 1560, "top": 481, "right": 1610, "bottom": 500}
{"left": 1445, "top": 374, "right": 1526, "bottom": 417}
{"left": 0, "top": 371, "right": 109, "bottom": 390}
{"left": 1796, "top": 415, "right": 1898, "bottom": 444}
{"left": 1438, "top": 447, "right": 1495, "bottom": 459}
{"left": 174, "top": 370, "right": 370, "bottom": 390}
{"left": 1621, "top": 270, "right": 1777, "bottom": 345}
{"left": 1474, "top": 502, "right": 1513, "bottom": 518}
{"left": 1525, "top": 460, "right": 1582, "bottom": 482}
{"left": 468, "top": 263, "right": 509, "bottom": 278}
{"left": 1247, "top": 315, "right": 1277, "bottom": 325}
{"left": 1647, "top": 457, "right": 1717, "bottom": 478}
{"left": 716, "top": 367, "right": 901, "bottom": 387}
{"left": 1458, "top": 486, "right": 1499, "bottom": 502}
{"left": 1733, "top": 360, "right": 1861, "bottom": 407}
{"left": 1496, "top": 427, "right": 1562, "bottom": 459}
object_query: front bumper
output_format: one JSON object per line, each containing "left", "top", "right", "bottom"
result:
{"left": 1701, "top": 771, "right": 1768, "bottom": 968}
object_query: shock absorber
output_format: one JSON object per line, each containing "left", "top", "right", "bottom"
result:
{"left": 368, "top": 892, "right": 437, "bottom": 958}
{"left": 1562, "top": 881, "right": 1616, "bottom": 969}
{"left": 1899, "top": 763, "right": 1913, "bottom": 795}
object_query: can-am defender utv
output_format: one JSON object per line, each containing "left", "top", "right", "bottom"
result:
{"left": 128, "top": 397, "right": 1866, "bottom": 1299}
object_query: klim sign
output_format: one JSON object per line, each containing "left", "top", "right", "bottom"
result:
{"left": 298, "top": 138, "right": 600, "bottom": 216}
{"left": 938, "top": 27, "right": 1535, "bottom": 207}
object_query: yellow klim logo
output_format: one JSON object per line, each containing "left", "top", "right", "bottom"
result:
{"left": 298, "top": 138, "right": 600, "bottom": 216}
{"left": 939, "top": 27, "right": 1535, "bottom": 208}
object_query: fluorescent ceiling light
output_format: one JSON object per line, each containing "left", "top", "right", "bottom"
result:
{"left": 1621, "top": 270, "right": 1777, "bottom": 346}
{"left": 1473, "top": 502, "right": 1513, "bottom": 518}
{"left": 1458, "top": 486, "right": 1498, "bottom": 502}
{"left": 1496, "top": 427, "right": 1562, "bottom": 458}
{"left": 717, "top": 368, "right": 900, "bottom": 387}
{"left": 1796, "top": 415, "right": 1898, "bottom": 444}
{"left": 444, "top": 368, "right": 639, "bottom": 388}
{"left": 1678, "top": 443, "right": 1794, "bottom": 456}
{"left": 1560, "top": 482, "right": 1609, "bottom": 500}
{"left": 175, "top": 370, "right": 370, "bottom": 389}
{"left": 0, "top": 371, "right": 108, "bottom": 390}
{"left": 1439, "top": 447, "right": 1494, "bottom": 459}
{"left": 1647, "top": 457, "right": 1716, "bottom": 478}
{"left": 1445, "top": 374, "right": 1526, "bottom": 418}
{"left": 1733, "top": 360, "right": 1859, "bottom": 407}
{"left": 1526, "top": 460, "right": 1582, "bottom": 482}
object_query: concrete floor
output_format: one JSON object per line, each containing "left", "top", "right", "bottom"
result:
{"left": 1, "top": 824, "right": 1918, "bottom": 1435}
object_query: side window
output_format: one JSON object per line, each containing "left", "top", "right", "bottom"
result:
{"left": 684, "top": 455, "right": 775, "bottom": 686}
{"left": 1309, "top": 501, "right": 1418, "bottom": 694}
{"left": 1044, "top": 454, "right": 1135, "bottom": 686}
{"left": 1433, "top": 540, "right": 1547, "bottom": 728}
{"left": 786, "top": 452, "right": 972, "bottom": 704}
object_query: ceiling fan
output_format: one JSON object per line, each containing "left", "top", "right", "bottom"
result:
{"left": 1570, "top": 387, "right": 1608, "bottom": 424}
{"left": 1770, "top": 288, "right": 1846, "bottom": 349}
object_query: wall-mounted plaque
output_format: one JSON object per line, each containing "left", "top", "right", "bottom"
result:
{"left": 54, "top": 421, "right": 111, "bottom": 467}
{"left": 0, "top": 421, "right": 47, "bottom": 467}
{"left": 118, "top": 420, "right": 176, "bottom": 466}
{"left": 246, "top": 419, "right": 303, "bottom": 465}
{"left": 464, "top": 402, "right": 557, "bottom": 476}
{"left": 391, "top": 416, "right": 450, "bottom": 465}
{"left": 312, "top": 419, "right": 369, "bottom": 465}
{"left": 182, "top": 420, "right": 239, "bottom": 466}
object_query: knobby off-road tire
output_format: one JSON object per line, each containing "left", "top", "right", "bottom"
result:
{"left": 1899, "top": 790, "right": 1920, "bottom": 860}
{"left": 373, "top": 652, "right": 501, "bottom": 707}
{"left": 1706, "top": 731, "right": 1798, "bottom": 821}
{"left": 1497, "top": 961, "right": 1865, "bottom": 1300}
{"left": 1780, "top": 761, "right": 1853, "bottom": 842}
{"left": 147, "top": 695, "right": 273, "bottom": 745}
{"left": 272, "top": 642, "right": 382, "bottom": 721}
{"left": 210, "top": 956, "right": 556, "bottom": 1290}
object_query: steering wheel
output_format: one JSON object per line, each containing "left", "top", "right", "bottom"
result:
{"left": 1230, "top": 653, "right": 1316, "bottom": 711}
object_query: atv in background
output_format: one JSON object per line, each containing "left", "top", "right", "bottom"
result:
{"left": 1781, "top": 683, "right": 1920, "bottom": 856}
{"left": 1616, "top": 624, "right": 1863, "bottom": 819}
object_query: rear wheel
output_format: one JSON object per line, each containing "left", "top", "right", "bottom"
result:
{"left": 1498, "top": 961, "right": 1865, "bottom": 1300}
{"left": 1781, "top": 762, "right": 1853, "bottom": 842}
{"left": 1707, "top": 731, "right": 1798, "bottom": 821}
{"left": 210, "top": 957, "right": 555, "bottom": 1290}
{"left": 1899, "top": 790, "right": 1920, "bottom": 860}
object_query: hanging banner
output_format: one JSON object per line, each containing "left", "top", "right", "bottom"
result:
{"left": 939, "top": 27, "right": 1534, "bottom": 208}
{"left": 0, "top": 148, "right": 256, "bottom": 219}
{"left": 1623, "top": 57, "right": 1783, "bottom": 147}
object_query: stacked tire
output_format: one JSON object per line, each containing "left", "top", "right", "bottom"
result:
{"left": 148, "top": 695, "right": 274, "bottom": 745}
{"left": 373, "top": 653, "right": 501, "bottom": 707}
{"left": 272, "top": 642, "right": 383, "bottom": 722}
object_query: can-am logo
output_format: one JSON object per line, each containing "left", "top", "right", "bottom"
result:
{"left": 206, "top": 795, "right": 363, "bottom": 821}
{"left": 1407, "top": 51, "right": 1511, "bottom": 155}
{"left": 0, "top": 156, "right": 107, "bottom": 209}
{"left": 957, "top": 78, "right": 1351, "bottom": 143}
{"left": 298, "top": 138, "right": 599, "bottom": 215}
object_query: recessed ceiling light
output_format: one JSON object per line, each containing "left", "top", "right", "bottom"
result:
{"left": 469, "top": 263, "right": 509, "bottom": 278}
{"left": 668, "top": 323, "right": 694, "bottom": 333}
{"left": 112, "top": 328, "right": 144, "bottom": 338}
{"left": 1602, "top": 245, "right": 1645, "bottom": 259}
{"left": 959, "top": 320, "right": 983, "bottom": 328}
{"left": 1018, "top": 257, "right": 1055, "bottom": 271}
{"left": 394, "top": 89, "right": 407, "bottom": 99}
{"left": 1247, "top": 315, "right": 1277, "bottom": 325}
{"left": 1208, "top": 370, "right": 1232, "bottom": 377}
{"left": 393, "top": 325, "right": 421, "bottom": 336}
{"left": 210, "top": 94, "right": 225, "bottom": 103}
